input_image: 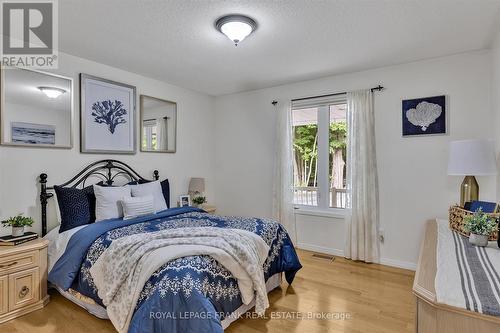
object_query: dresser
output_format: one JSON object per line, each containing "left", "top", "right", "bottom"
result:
{"left": 413, "top": 221, "right": 500, "bottom": 333}
{"left": 0, "top": 239, "right": 50, "bottom": 323}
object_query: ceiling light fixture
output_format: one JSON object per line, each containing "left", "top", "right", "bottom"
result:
{"left": 38, "top": 86, "right": 66, "bottom": 99}
{"left": 215, "top": 14, "right": 257, "bottom": 46}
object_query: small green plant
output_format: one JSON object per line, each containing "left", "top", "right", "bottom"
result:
{"left": 192, "top": 196, "right": 206, "bottom": 205}
{"left": 463, "top": 208, "right": 498, "bottom": 236}
{"left": 1, "top": 214, "right": 34, "bottom": 228}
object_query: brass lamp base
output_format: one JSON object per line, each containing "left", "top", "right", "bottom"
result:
{"left": 460, "top": 175, "right": 479, "bottom": 207}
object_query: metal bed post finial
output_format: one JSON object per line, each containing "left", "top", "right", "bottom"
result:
{"left": 39, "top": 173, "right": 53, "bottom": 237}
{"left": 105, "top": 160, "right": 114, "bottom": 186}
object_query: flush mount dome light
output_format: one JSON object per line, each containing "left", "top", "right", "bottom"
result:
{"left": 215, "top": 14, "right": 257, "bottom": 46}
{"left": 38, "top": 86, "right": 66, "bottom": 99}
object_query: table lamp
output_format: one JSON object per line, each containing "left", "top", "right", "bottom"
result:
{"left": 447, "top": 139, "right": 497, "bottom": 207}
{"left": 188, "top": 178, "right": 205, "bottom": 196}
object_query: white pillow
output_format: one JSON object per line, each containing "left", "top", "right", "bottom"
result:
{"left": 93, "top": 185, "right": 131, "bottom": 222}
{"left": 129, "top": 181, "right": 168, "bottom": 212}
{"left": 121, "top": 195, "right": 155, "bottom": 220}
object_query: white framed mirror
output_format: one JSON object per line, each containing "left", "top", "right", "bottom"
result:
{"left": 140, "top": 95, "right": 177, "bottom": 153}
{"left": 0, "top": 67, "right": 73, "bottom": 148}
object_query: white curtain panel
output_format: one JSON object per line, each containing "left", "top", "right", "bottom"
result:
{"left": 344, "top": 89, "right": 380, "bottom": 263}
{"left": 272, "top": 101, "right": 297, "bottom": 243}
{"left": 157, "top": 118, "right": 168, "bottom": 150}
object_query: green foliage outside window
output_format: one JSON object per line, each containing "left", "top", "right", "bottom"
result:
{"left": 293, "top": 121, "right": 347, "bottom": 188}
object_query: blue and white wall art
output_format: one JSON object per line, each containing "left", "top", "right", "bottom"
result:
{"left": 402, "top": 95, "right": 446, "bottom": 136}
{"left": 80, "top": 74, "right": 136, "bottom": 154}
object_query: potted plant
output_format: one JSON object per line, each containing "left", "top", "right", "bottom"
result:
{"left": 1, "top": 214, "right": 34, "bottom": 237}
{"left": 192, "top": 196, "right": 207, "bottom": 208}
{"left": 463, "top": 208, "right": 498, "bottom": 247}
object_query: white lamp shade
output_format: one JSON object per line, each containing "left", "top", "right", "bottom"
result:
{"left": 188, "top": 178, "right": 205, "bottom": 193}
{"left": 447, "top": 139, "right": 497, "bottom": 176}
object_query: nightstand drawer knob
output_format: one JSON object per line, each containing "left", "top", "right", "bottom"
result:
{"left": 0, "top": 261, "right": 17, "bottom": 269}
{"left": 19, "top": 286, "right": 30, "bottom": 298}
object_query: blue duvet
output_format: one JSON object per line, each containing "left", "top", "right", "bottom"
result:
{"left": 49, "top": 207, "right": 302, "bottom": 332}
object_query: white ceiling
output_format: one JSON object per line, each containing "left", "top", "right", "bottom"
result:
{"left": 59, "top": 0, "right": 500, "bottom": 96}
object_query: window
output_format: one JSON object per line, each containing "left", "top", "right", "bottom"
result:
{"left": 292, "top": 95, "right": 347, "bottom": 209}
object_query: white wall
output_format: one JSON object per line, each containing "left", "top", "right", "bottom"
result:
{"left": 214, "top": 50, "right": 495, "bottom": 269}
{"left": 492, "top": 21, "right": 500, "bottom": 199}
{"left": 0, "top": 51, "right": 216, "bottom": 236}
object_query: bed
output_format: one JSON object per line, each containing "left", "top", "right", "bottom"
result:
{"left": 39, "top": 160, "right": 302, "bottom": 333}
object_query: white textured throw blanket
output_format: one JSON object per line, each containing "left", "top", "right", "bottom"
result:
{"left": 436, "top": 219, "right": 500, "bottom": 316}
{"left": 90, "top": 227, "right": 270, "bottom": 333}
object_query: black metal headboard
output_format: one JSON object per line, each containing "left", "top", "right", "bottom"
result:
{"left": 39, "top": 159, "right": 159, "bottom": 236}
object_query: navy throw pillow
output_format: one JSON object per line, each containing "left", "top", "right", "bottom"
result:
{"left": 54, "top": 185, "right": 96, "bottom": 233}
{"left": 160, "top": 179, "right": 170, "bottom": 208}
{"left": 127, "top": 179, "right": 148, "bottom": 185}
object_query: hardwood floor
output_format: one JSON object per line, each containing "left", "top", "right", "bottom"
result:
{"left": 0, "top": 249, "right": 415, "bottom": 333}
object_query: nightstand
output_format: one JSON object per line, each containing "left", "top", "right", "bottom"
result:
{"left": 0, "top": 238, "right": 49, "bottom": 323}
{"left": 202, "top": 204, "right": 216, "bottom": 214}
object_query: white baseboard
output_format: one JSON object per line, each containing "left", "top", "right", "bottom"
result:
{"left": 380, "top": 258, "right": 417, "bottom": 271}
{"left": 296, "top": 243, "right": 344, "bottom": 257}
{"left": 296, "top": 243, "right": 416, "bottom": 271}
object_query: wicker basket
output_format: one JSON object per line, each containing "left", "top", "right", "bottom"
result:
{"left": 448, "top": 205, "right": 499, "bottom": 241}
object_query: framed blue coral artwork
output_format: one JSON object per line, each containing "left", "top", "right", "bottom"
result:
{"left": 402, "top": 95, "right": 446, "bottom": 136}
{"left": 80, "top": 74, "right": 136, "bottom": 153}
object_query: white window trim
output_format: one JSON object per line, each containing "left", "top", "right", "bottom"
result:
{"left": 293, "top": 205, "right": 346, "bottom": 219}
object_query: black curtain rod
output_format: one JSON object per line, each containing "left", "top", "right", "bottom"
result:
{"left": 289, "top": 85, "right": 384, "bottom": 103}
{"left": 143, "top": 117, "right": 170, "bottom": 121}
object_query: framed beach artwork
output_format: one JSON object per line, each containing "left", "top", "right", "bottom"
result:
{"left": 80, "top": 74, "right": 136, "bottom": 153}
{"left": 402, "top": 95, "right": 446, "bottom": 137}
{"left": 11, "top": 122, "right": 55, "bottom": 145}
